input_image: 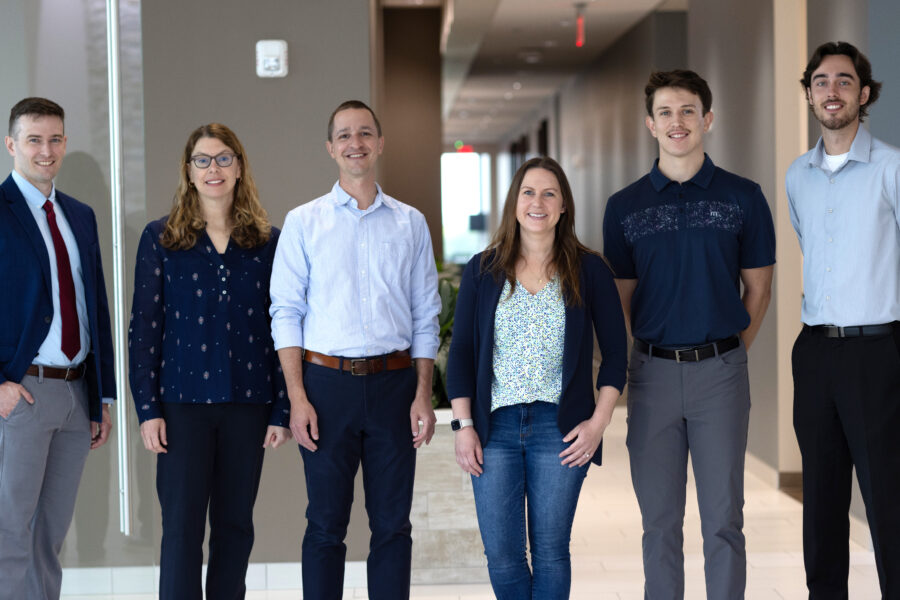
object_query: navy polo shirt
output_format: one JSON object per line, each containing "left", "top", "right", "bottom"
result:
{"left": 603, "top": 155, "right": 775, "bottom": 347}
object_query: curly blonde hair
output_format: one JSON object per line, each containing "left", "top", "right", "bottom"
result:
{"left": 160, "top": 123, "right": 271, "bottom": 250}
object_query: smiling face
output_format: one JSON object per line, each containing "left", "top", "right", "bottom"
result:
{"left": 326, "top": 107, "right": 384, "bottom": 180}
{"left": 807, "top": 54, "right": 870, "bottom": 132}
{"left": 5, "top": 114, "right": 66, "bottom": 197}
{"left": 188, "top": 136, "right": 241, "bottom": 204}
{"left": 645, "top": 86, "right": 712, "bottom": 163}
{"left": 515, "top": 167, "right": 564, "bottom": 238}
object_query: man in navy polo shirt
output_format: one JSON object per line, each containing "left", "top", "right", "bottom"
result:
{"left": 603, "top": 70, "right": 775, "bottom": 599}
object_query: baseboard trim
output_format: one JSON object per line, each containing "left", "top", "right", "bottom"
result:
{"left": 60, "top": 561, "right": 366, "bottom": 595}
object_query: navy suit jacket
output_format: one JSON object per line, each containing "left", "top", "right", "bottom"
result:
{"left": 0, "top": 174, "right": 116, "bottom": 422}
{"left": 446, "top": 251, "right": 627, "bottom": 466}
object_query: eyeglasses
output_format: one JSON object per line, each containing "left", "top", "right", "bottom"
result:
{"left": 189, "top": 152, "right": 238, "bottom": 169}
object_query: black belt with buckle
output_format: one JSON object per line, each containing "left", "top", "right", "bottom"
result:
{"left": 804, "top": 323, "right": 895, "bottom": 338}
{"left": 633, "top": 335, "right": 741, "bottom": 362}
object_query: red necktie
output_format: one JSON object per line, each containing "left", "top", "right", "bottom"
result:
{"left": 42, "top": 200, "right": 81, "bottom": 361}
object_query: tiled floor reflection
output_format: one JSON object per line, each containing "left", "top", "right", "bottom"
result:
{"left": 63, "top": 406, "right": 881, "bottom": 599}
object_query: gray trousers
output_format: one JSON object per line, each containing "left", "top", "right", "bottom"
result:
{"left": 626, "top": 340, "right": 751, "bottom": 600}
{"left": 0, "top": 374, "right": 92, "bottom": 600}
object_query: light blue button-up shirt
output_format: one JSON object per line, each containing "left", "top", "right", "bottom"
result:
{"left": 787, "top": 126, "right": 900, "bottom": 326}
{"left": 12, "top": 170, "right": 90, "bottom": 367}
{"left": 270, "top": 181, "right": 440, "bottom": 359}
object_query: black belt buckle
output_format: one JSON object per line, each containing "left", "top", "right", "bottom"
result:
{"left": 349, "top": 358, "right": 368, "bottom": 376}
{"left": 675, "top": 348, "right": 700, "bottom": 363}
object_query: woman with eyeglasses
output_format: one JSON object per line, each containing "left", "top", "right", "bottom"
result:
{"left": 446, "top": 156, "right": 627, "bottom": 599}
{"left": 128, "top": 123, "right": 290, "bottom": 599}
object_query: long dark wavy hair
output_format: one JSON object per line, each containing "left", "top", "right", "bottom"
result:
{"left": 160, "top": 123, "right": 271, "bottom": 250}
{"left": 481, "top": 156, "right": 596, "bottom": 306}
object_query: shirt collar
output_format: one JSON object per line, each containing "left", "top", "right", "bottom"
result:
{"left": 649, "top": 153, "right": 716, "bottom": 191}
{"left": 11, "top": 169, "right": 56, "bottom": 210}
{"left": 808, "top": 124, "right": 873, "bottom": 169}
{"left": 330, "top": 180, "right": 395, "bottom": 212}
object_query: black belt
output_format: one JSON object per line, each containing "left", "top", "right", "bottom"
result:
{"left": 633, "top": 335, "right": 741, "bottom": 362}
{"left": 803, "top": 323, "right": 895, "bottom": 338}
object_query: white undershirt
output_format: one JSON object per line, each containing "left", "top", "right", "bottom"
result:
{"left": 823, "top": 151, "right": 849, "bottom": 173}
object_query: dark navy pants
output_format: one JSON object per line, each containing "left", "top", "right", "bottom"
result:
{"left": 299, "top": 362, "right": 418, "bottom": 600}
{"left": 156, "top": 402, "right": 269, "bottom": 600}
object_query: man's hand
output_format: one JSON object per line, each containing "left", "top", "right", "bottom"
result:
{"left": 140, "top": 417, "right": 168, "bottom": 453}
{"left": 0, "top": 381, "right": 34, "bottom": 419}
{"left": 290, "top": 397, "right": 319, "bottom": 452}
{"left": 91, "top": 404, "right": 113, "bottom": 449}
{"left": 263, "top": 425, "right": 292, "bottom": 449}
{"left": 410, "top": 391, "right": 436, "bottom": 448}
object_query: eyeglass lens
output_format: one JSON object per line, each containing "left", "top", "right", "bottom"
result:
{"left": 190, "top": 153, "right": 235, "bottom": 168}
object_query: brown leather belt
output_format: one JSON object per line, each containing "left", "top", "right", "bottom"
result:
{"left": 303, "top": 349, "right": 412, "bottom": 375}
{"left": 25, "top": 363, "right": 86, "bottom": 381}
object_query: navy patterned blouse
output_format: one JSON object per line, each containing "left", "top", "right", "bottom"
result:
{"left": 128, "top": 217, "right": 289, "bottom": 426}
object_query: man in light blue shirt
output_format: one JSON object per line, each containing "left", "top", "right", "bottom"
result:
{"left": 787, "top": 41, "right": 900, "bottom": 599}
{"left": 0, "top": 97, "right": 116, "bottom": 600}
{"left": 270, "top": 100, "right": 440, "bottom": 600}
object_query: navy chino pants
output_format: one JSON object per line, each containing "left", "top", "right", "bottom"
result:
{"left": 299, "top": 361, "right": 418, "bottom": 600}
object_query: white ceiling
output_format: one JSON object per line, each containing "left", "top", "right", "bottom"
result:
{"left": 440, "top": 0, "right": 687, "bottom": 147}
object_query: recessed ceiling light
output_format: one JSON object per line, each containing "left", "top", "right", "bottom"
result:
{"left": 512, "top": 81, "right": 522, "bottom": 90}
{"left": 503, "top": 92, "right": 514, "bottom": 100}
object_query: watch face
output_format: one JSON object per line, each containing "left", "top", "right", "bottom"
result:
{"left": 451, "top": 419, "right": 461, "bottom": 431}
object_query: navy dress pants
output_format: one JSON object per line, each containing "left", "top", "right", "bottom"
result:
{"left": 299, "top": 362, "right": 418, "bottom": 600}
{"left": 156, "top": 402, "right": 269, "bottom": 600}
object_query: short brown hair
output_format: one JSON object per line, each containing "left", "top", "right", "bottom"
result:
{"left": 644, "top": 70, "right": 713, "bottom": 116}
{"left": 801, "top": 41, "right": 881, "bottom": 121}
{"left": 327, "top": 100, "right": 382, "bottom": 141}
{"left": 8, "top": 97, "right": 65, "bottom": 137}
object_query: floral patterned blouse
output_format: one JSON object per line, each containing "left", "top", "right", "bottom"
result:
{"left": 490, "top": 275, "right": 565, "bottom": 411}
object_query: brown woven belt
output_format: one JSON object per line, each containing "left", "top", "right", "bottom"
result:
{"left": 303, "top": 349, "right": 412, "bottom": 375}
{"left": 25, "top": 363, "right": 86, "bottom": 381}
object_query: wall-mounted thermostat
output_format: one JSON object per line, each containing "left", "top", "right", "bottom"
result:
{"left": 256, "top": 40, "right": 288, "bottom": 78}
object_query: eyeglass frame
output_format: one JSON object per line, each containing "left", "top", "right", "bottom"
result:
{"left": 188, "top": 151, "right": 239, "bottom": 169}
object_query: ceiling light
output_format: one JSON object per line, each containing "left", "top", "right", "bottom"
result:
{"left": 503, "top": 92, "right": 514, "bottom": 100}
{"left": 512, "top": 81, "right": 522, "bottom": 90}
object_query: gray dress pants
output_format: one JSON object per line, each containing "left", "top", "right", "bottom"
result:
{"left": 0, "top": 374, "right": 91, "bottom": 600}
{"left": 626, "top": 340, "right": 751, "bottom": 600}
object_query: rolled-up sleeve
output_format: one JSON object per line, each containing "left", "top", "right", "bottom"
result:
{"left": 408, "top": 212, "right": 440, "bottom": 359}
{"left": 269, "top": 210, "right": 310, "bottom": 350}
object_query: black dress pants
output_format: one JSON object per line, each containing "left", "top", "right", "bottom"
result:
{"left": 792, "top": 324, "right": 900, "bottom": 600}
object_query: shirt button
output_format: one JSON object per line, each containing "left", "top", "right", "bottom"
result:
{"left": 828, "top": 237, "right": 833, "bottom": 243}
{"left": 829, "top": 179, "right": 835, "bottom": 184}
{"left": 827, "top": 208, "right": 833, "bottom": 213}
{"left": 826, "top": 267, "right": 832, "bottom": 272}
{"left": 826, "top": 295, "right": 831, "bottom": 300}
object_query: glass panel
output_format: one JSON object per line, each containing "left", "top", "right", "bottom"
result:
{"left": 441, "top": 151, "right": 492, "bottom": 264}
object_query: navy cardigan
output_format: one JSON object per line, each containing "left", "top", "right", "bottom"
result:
{"left": 446, "top": 251, "right": 627, "bottom": 466}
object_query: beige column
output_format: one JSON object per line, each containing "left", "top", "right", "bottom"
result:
{"left": 772, "top": 0, "right": 807, "bottom": 477}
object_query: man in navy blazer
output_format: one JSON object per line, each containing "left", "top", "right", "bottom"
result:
{"left": 0, "top": 97, "right": 115, "bottom": 600}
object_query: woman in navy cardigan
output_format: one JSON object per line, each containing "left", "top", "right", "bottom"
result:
{"left": 129, "top": 124, "right": 290, "bottom": 599}
{"left": 446, "top": 156, "right": 627, "bottom": 599}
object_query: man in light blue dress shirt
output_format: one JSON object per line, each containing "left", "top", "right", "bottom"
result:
{"left": 270, "top": 100, "right": 441, "bottom": 600}
{"left": 787, "top": 41, "right": 900, "bottom": 599}
{"left": 0, "top": 97, "right": 116, "bottom": 600}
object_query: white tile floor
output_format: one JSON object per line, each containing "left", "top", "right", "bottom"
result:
{"left": 63, "top": 406, "right": 881, "bottom": 599}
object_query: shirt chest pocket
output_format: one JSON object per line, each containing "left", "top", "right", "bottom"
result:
{"left": 380, "top": 242, "right": 412, "bottom": 287}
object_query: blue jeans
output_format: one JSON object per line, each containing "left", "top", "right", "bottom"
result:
{"left": 471, "top": 401, "right": 589, "bottom": 600}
